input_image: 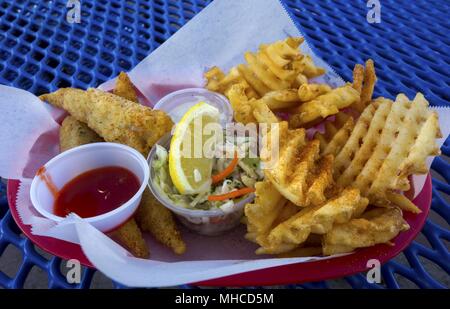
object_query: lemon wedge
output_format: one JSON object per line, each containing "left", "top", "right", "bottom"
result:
{"left": 169, "top": 102, "right": 220, "bottom": 194}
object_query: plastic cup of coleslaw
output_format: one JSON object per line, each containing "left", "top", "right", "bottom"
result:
{"left": 147, "top": 134, "right": 255, "bottom": 236}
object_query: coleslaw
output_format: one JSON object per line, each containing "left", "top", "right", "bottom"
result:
{"left": 152, "top": 134, "right": 263, "bottom": 213}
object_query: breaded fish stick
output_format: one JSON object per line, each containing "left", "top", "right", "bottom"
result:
{"left": 114, "top": 72, "right": 139, "bottom": 103}
{"left": 40, "top": 88, "right": 173, "bottom": 156}
{"left": 60, "top": 116, "right": 103, "bottom": 152}
{"left": 136, "top": 189, "right": 186, "bottom": 255}
{"left": 111, "top": 219, "right": 150, "bottom": 258}
{"left": 59, "top": 116, "right": 149, "bottom": 258}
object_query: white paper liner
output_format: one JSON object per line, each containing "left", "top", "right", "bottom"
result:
{"left": 0, "top": 0, "right": 449, "bottom": 287}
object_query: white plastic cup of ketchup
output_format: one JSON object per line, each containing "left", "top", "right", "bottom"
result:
{"left": 30, "top": 143, "right": 149, "bottom": 232}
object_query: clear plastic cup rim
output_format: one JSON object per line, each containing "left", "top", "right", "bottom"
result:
{"left": 153, "top": 88, "right": 233, "bottom": 126}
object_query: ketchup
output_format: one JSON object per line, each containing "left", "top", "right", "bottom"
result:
{"left": 53, "top": 166, "right": 140, "bottom": 218}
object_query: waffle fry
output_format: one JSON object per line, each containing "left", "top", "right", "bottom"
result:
{"left": 244, "top": 180, "right": 287, "bottom": 243}
{"left": 262, "top": 122, "right": 334, "bottom": 207}
{"left": 323, "top": 208, "right": 410, "bottom": 255}
{"left": 314, "top": 112, "right": 354, "bottom": 156}
{"left": 351, "top": 59, "right": 377, "bottom": 112}
{"left": 295, "top": 55, "right": 326, "bottom": 79}
{"left": 226, "top": 84, "right": 257, "bottom": 124}
{"left": 289, "top": 84, "right": 360, "bottom": 128}
{"left": 332, "top": 93, "right": 441, "bottom": 207}
{"left": 205, "top": 37, "right": 324, "bottom": 99}
{"left": 260, "top": 89, "right": 300, "bottom": 110}
{"left": 256, "top": 188, "right": 368, "bottom": 254}
{"left": 298, "top": 83, "right": 332, "bottom": 102}
{"left": 251, "top": 100, "right": 279, "bottom": 124}
{"left": 352, "top": 64, "right": 364, "bottom": 94}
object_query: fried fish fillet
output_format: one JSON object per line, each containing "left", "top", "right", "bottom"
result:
{"left": 59, "top": 116, "right": 103, "bottom": 152}
{"left": 40, "top": 88, "right": 173, "bottom": 156}
{"left": 111, "top": 219, "right": 150, "bottom": 258}
{"left": 59, "top": 116, "right": 149, "bottom": 258}
{"left": 114, "top": 72, "right": 139, "bottom": 103}
{"left": 135, "top": 189, "right": 186, "bottom": 255}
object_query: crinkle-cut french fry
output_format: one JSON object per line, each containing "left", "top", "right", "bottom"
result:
{"left": 245, "top": 180, "right": 287, "bottom": 243}
{"left": 256, "top": 188, "right": 368, "bottom": 254}
{"left": 386, "top": 192, "right": 421, "bottom": 214}
{"left": 306, "top": 154, "right": 335, "bottom": 207}
{"left": 328, "top": 93, "right": 440, "bottom": 210}
{"left": 289, "top": 84, "right": 360, "bottom": 128}
{"left": 314, "top": 112, "right": 354, "bottom": 156}
{"left": 296, "top": 55, "right": 326, "bottom": 79}
{"left": 262, "top": 124, "right": 335, "bottom": 207}
{"left": 251, "top": 100, "right": 279, "bottom": 125}
{"left": 352, "top": 63, "right": 364, "bottom": 94}
{"left": 352, "top": 59, "right": 377, "bottom": 113}
{"left": 261, "top": 89, "right": 300, "bottom": 110}
{"left": 204, "top": 37, "right": 324, "bottom": 100}
{"left": 323, "top": 208, "right": 409, "bottom": 255}
{"left": 360, "top": 59, "right": 377, "bottom": 107}
{"left": 226, "top": 84, "right": 257, "bottom": 124}
{"left": 297, "top": 83, "right": 332, "bottom": 102}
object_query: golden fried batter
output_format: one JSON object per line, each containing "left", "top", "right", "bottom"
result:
{"left": 59, "top": 116, "right": 103, "bottom": 152}
{"left": 135, "top": 189, "right": 186, "bottom": 255}
{"left": 40, "top": 88, "right": 173, "bottom": 156}
{"left": 111, "top": 219, "right": 150, "bottom": 258}
{"left": 114, "top": 72, "right": 139, "bottom": 103}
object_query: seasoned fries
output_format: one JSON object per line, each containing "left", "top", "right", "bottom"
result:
{"left": 244, "top": 180, "right": 287, "bottom": 243}
{"left": 352, "top": 59, "right": 377, "bottom": 112}
{"left": 205, "top": 37, "right": 325, "bottom": 99}
{"left": 333, "top": 94, "right": 441, "bottom": 206}
{"left": 323, "top": 208, "right": 409, "bottom": 255}
{"left": 252, "top": 100, "right": 279, "bottom": 125}
{"left": 203, "top": 39, "right": 442, "bottom": 259}
{"left": 289, "top": 84, "right": 360, "bottom": 128}
{"left": 255, "top": 188, "right": 368, "bottom": 254}
{"left": 314, "top": 112, "right": 355, "bottom": 156}
{"left": 260, "top": 89, "right": 300, "bottom": 110}
{"left": 298, "top": 83, "right": 332, "bottom": 102}
{"left": 226, "top": 84, "right": 257, "bottom": 124}
{"left": 262, "top": 122, "right": 335, "bottom": 207}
